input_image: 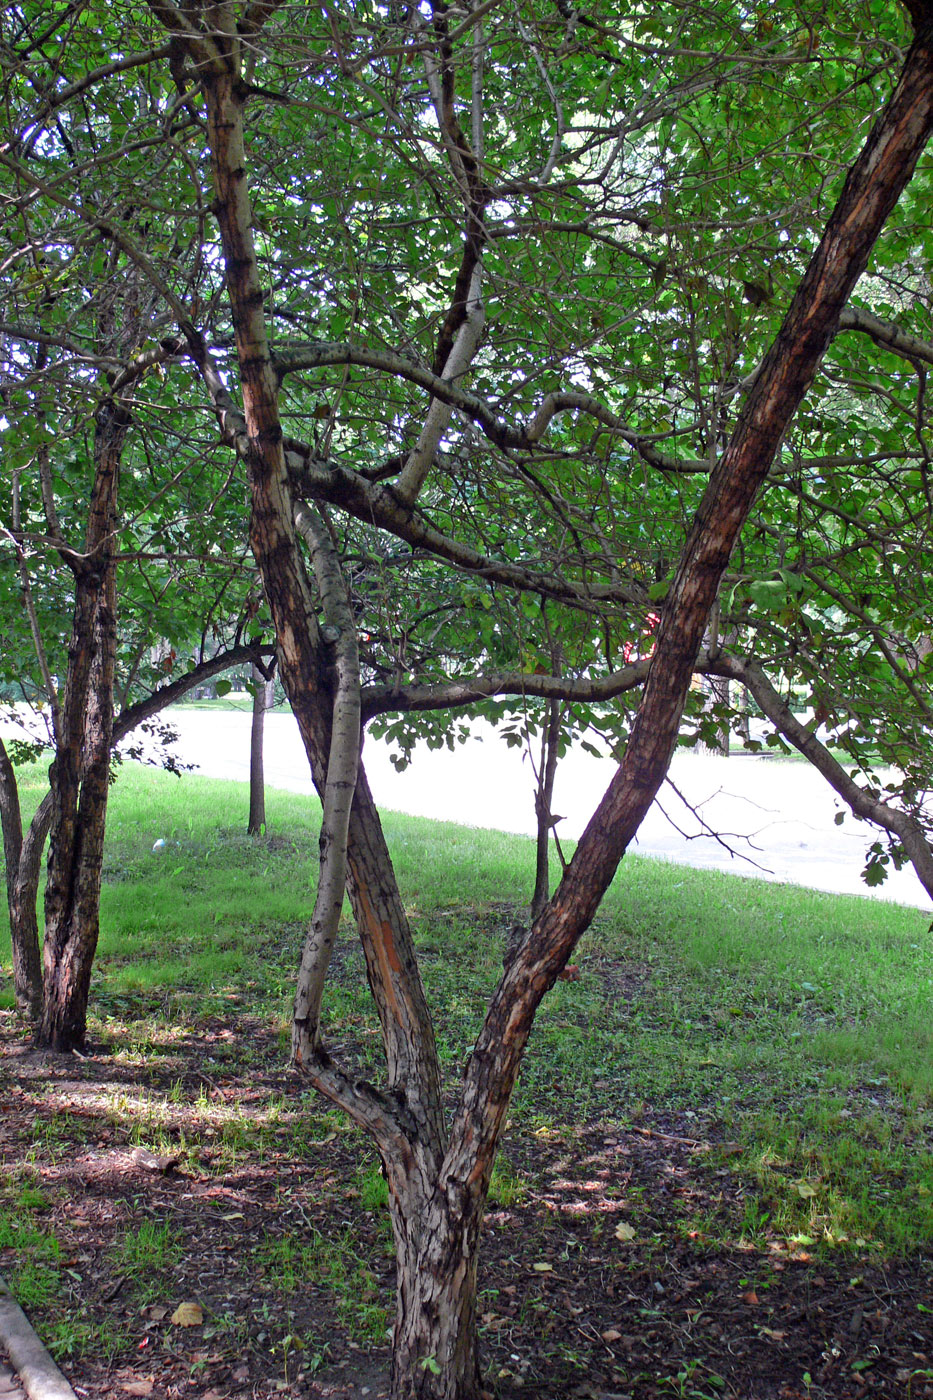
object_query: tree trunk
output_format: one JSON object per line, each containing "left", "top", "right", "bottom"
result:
{"left": 389, "top": 1187, "right": 484, "bottom": 1400}
{"left": 0, "top": 741, "right": 46, "bottom": 1018}
{"left": 247, "top": 662, "right": 271, "bottom": 834}
{"left": 530, "top": 698, "right": 561, "bottom": 922}
{"left": 37, "top": 398, "right": 126, "bottom": 1051}
{"left": 184, "top": 15, "right": 933, "bottom": 1398}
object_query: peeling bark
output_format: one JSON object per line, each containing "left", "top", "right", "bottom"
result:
{"left": 162, "top": 8, "right": 933, "bottom": 1397}
{"left": 37, "top": 396, "right": 126, "bottom": 1051}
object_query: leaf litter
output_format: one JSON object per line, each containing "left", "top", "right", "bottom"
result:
{"left": 0, "top": 1008, "right": 931, "bottom": 1400}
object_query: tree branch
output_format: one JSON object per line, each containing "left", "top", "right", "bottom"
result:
{"left": 711, "top": 651, "right": 933, "bottom": 902}
{"left": 292, "top": 504, "right": 362, "bottom": 1061}
{"left": 112, "top": 643, "right": 273, "bottom": 744}
{"left": 838, "top": 304, "right": 933, "bottom": 368}
{"left": 273, "top": 341, "right": 703, "bottom": 472}
{"left": 360, "top": 657, "right": 654, "bottom": 721}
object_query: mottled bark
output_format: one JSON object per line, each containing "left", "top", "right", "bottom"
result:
{"left": 168, "top": 9, "right": 933, "bottom": 1397}
{"left": 37, "top": 397, "right": 126, "bottom": 1051}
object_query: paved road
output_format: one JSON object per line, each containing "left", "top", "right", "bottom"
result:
{"left": 154, "top": 708, "right": 928, "bottom": 909}
{"left": 2, "top": 704, "right": 927, "bottom": 909}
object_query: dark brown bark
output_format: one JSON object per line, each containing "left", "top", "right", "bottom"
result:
{"left": 422, "top": 35, "right": 933, "bottom": 1376}
{"left": 182, "top": 14, "right": 933, "bottom": 1399}
{"left": 0, "top": 740, "right": 44, "bottom": 1017}
{"left": 37, "top": 397, "right": 127, "bottom": 1051}
{"left": 247, "top": 663, "right": 270, "bottom": 834}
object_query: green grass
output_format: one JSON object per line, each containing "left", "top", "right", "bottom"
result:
{"left": 256, "top": 1229, "right": 390, "bottom": 1344}
{"left": 1, "top": 754, "right": 932, "bottom": 1258}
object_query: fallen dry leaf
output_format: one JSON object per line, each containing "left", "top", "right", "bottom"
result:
{"left": 601, "top": 1328, "right": 622, "bottom": 1343}
{"left": 532, "top": 1261, "right": 553, "bottom": 1273}
{"left": 170, "top": 1301, "right": 204, "bottom": 1327}
{"left": 742, "top": 1290, "right": 759, "bottom": 1306}
{"left": 795, "top": 1181, "right": 817, "bottom": 1199}
{"left": 121, "top": 1384, "right": 153, "bottom": 1397}
{"left": 614, "top": 1222, "right": 636, "bottom": 1242}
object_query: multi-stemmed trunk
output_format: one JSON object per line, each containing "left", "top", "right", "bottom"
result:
{"left": 179, "top": 12, "right": 933, "bottom": 1395}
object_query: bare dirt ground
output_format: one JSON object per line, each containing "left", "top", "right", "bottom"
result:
{"left": 2, "top": 1007, "right": 931, "bottom": 1400}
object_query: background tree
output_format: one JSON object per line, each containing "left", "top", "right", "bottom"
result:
{"left": 0, "top": 26, "right": 275, "bottom": 1034}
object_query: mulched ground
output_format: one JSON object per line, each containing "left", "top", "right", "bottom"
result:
{"left": 1, "top": 1007, "right": 931, "bottom": 1400}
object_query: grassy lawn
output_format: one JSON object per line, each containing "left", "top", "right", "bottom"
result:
{"left": 0, "top": 759, "right": 931, "bottom": 1397}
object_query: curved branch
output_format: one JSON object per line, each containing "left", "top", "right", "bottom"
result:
{"left": 361, "top": 657, "right": 654, "bottom": 721}
{"left": 274, "top": 341, "right": 703, "bottom": 473}
{"left": 838, "top": 304, "right": 933, "bottom": 368}
{"left": 711, "top": 651, "right": 933, "bottom": 903}
{"left": 113, "top": 643, "right": 273, "bottom": 743}
{"left": 22, "top": 45, "right": 172, "bottom": 129}
{"left": 291, "top": 459, "right": 646, "bottom": 609}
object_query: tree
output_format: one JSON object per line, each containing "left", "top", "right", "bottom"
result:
{"left": 3, "top": 2, "right": 933, "bottom": 1395}
{"left": 247, "top": 657, "right": 276, "bottom": 835}
{"left": 0, "top": 90, "right": 274, "bottom": 1036}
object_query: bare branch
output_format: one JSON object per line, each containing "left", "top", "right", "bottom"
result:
{"left": 712, "top": 652, "right": 933, "bottom": 903}
{"left": 361, "top": 657, "right": 654, "bottom": 721}
{"left": 838, "top": 304, "right": 933, "bottom": 368}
